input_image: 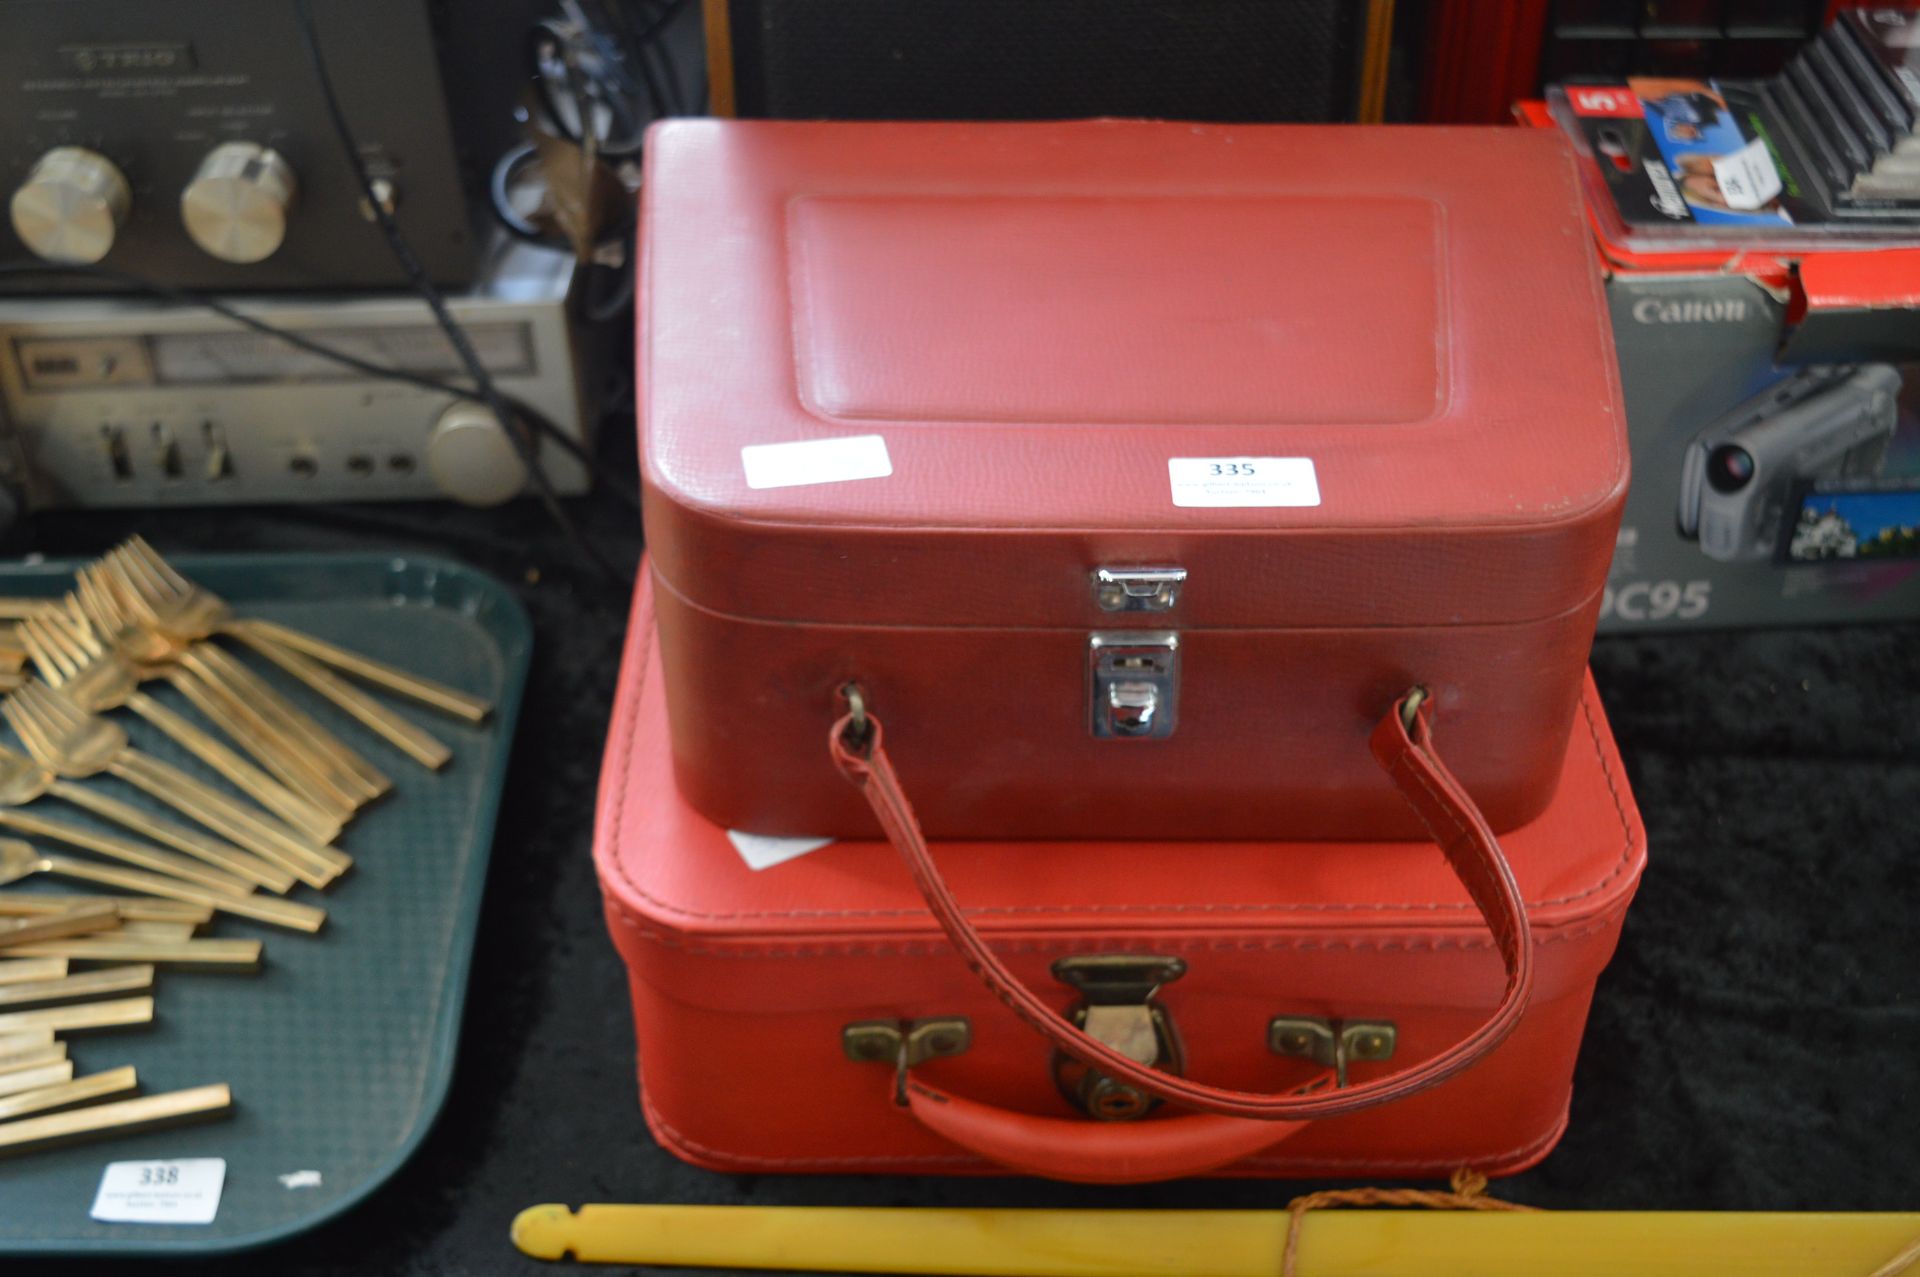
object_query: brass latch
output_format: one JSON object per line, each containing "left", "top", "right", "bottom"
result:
{"left": 1051, "top": 954, "right": 1187, "bottom": 1122}
{"left": 1268, "top": 1016, "right": 1397, "bottom": 1088}
{"left": 843, "top": 1018, "right": 971, "bottom": 1067}
{"left": 843, "top": 1018, "right": 971, "bottom": 1104}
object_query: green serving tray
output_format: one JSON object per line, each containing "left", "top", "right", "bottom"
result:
{"left": 0, "top": 552, "right": 530, "bottom": 1257}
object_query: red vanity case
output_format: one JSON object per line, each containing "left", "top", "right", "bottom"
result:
{"left": 638, "top": 119, "right": 1630, "bottom": 843}
{"left": 596, "top": 573, "right": 1646, "bottom": 1182}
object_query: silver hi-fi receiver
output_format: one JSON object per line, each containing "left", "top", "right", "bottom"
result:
{"left": 0, "top": 240, "right": 598, "bottom": 510}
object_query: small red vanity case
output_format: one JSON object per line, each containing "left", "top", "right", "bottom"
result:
{"left": 639, "top": 119, "right": 1629, "bottom": 843}
{"left": 596, "top": 572, "right": 1647, "bottom": 1182}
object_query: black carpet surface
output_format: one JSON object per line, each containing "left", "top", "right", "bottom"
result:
{"left": 8, "top": 497, "right": 1917, "bottom": 1274}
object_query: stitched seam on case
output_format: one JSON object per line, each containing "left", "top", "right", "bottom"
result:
{"left": 651, "top": 560, "right": 1605, "bottom": 635}
{"left": 608, "top": 908, "right": 1628, "bottom": 957}
{"left": 607, "top": 611, "right": 1639, "bottom": 925}
{"left": 640, "top": 1089, "right": 1568, "bottom": 1173}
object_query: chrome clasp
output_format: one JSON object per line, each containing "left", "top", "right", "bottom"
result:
{"left": 1088, "top": 632, "right": 1179, "bottom": 740}
{"left": 1092, "top": 566, "right": 1186, "bottom": 613}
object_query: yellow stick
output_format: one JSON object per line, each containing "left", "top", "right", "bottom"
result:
{"left": 510, "top": 1205, "right": 1920, "bottom": 1277}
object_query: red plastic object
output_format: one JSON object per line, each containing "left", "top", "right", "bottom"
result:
{"left": 1797, "top": 247, "right": 1920, "bottom": 311}
{"left": 638, "top": 120, "right": 1629, "bottom": 842}
{"left": 596, "top": 571, "right": 1647, "bottom": 1182}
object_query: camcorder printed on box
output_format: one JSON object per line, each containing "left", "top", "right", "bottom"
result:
{"left": 1677, "top": 363, "right": 1901, "bottom": 563}
{"left": 1602, "top": 273, "right": 1920, "bottom": 631}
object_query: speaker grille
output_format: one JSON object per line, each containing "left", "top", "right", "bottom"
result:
{"left": 730, "top": 0, "right": 1360, "bottom": 123}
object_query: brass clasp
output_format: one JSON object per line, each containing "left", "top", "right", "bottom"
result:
{"left": 843, "top": 1017, "right": 971, "bottom": 1105}
{"left": 1051, "top": 954, "right": 1187, "bottom": 1121}
{"left": 1268, "top": 1015, "right": 1397, "bottom": 1088}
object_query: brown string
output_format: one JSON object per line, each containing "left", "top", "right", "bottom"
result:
{"left": 1279, "top": 1167, "right": 1539, "bottom": 1277}
{"left": 1280, "top": 1170, "right": 1920, "bottom": 1277}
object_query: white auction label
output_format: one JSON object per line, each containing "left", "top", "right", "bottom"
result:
{"left": 726, "top": 830, "right": 835, "bottom": 871}
{"left": 1710, "top": 138, "right": 1782, "bottom": 211}
{"left": 741, "top": 435, "right": 892, "bottom": 490}
{"left": 91, "top": 1158, "right": 225, "bottom": 1225}
{"left": 1168, "top": 457, "right": 1320, "bottom": 508}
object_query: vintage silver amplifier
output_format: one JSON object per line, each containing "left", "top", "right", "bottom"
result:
{"left": 0, "top": 240, "right": 595, "bottom": 509}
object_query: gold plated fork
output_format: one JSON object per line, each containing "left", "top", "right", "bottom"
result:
{"left": 108, "top": 539, "right": 465, "bottom": 766}
{"left": 174, "top": 643, "right": 389, "bottom": 805}
{"left": 0, "top": 740, "right": 288, "bottom": 894}
{"left": 3, "top": 682, "right": 348, "bottom": 887}
{"left": 114, "top": 535, "right": 492, "bottom": 721}
{"left": 24, "top": 596, "right": 346, "bottom": 842}
{"left": 0, "top": 839, "right": 323, "bottom": 934}
{"left": 4, "top": 622, "right": 341, "bottom": 891}
{"left": 97, "top": 553, "right": 393, "bottom": 802}
{"left": 69, "top": 570, "right": 351, "bottom": 841}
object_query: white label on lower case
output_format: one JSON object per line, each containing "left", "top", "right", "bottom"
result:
{"left": 727, "top": 830, "right": 835, "bottom": 871}
{"left": 91, "top": 1158, "right": 225, "bottom": 1225}
{"left": 1710, "top": 138, "right": 1782, "bottom": 211}
{"left": 741, "top": 435, "right": 892, "bottom": 490}
{"left": 1168, "top": 457, "right": 1320, "bottom": 508}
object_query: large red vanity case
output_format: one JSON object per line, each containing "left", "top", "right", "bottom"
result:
{"left": 639, "top": 119, "right": 1630, "bottom": 843}
{"left": 596, "top": 573, "right": 1647, "bottom": 1182}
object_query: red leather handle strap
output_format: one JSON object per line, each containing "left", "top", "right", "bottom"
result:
{"left": 830, "top": 691, "right": 1535, "bottom": 1121}
{"left": 901, "top": 1077, "right": 1310, "bottom": 1183}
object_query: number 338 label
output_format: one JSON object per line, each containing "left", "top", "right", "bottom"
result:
{"left": 1168, "top": 457, "right": 1320, "bottom": 508}
{"left": 91, "top": 1158, "right": 226, "bottom": 1224}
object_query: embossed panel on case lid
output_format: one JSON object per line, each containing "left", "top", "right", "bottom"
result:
{"left": 640, "top": 120, "right": 1627, "bottom": 629}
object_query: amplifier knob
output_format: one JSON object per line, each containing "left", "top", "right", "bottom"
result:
{"left": 427, "top": 402, "right": 529, "bottom": 507}
{"left": 180, "top": 142, "right": 297, "bottom": 263}
{"left": 9, "top": 147, "right": 132, "bottom": 265}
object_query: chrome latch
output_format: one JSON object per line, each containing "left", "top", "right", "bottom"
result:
{"left": 1051, "top": 955, "right": 1187, "bottom": 1121}
{"left": 1268, "top": 1016, "right": 1397, "bottom": 1088}
{"left": 1093, "top": 566, "right": 1186, "bottom": 613}
{"left": 1088, "top": 632, "right": 1179, "bottom": 739}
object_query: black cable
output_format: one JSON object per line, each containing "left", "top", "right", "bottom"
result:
{"left": 0, "top": 260, "right": 640, "bottom": 514}
{"left": 646, "top": 32, "right": 684, "bottom": 117}
{"left": 291, "top": 0, "right": 626, "bottom": 585}
{"left": 579, "top": 240, "right": 636, "bottom": 324}
{"left": 626, "top": 0, "right": 693, "bottom": 52}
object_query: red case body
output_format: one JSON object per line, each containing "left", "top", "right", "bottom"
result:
{"left": 640, "top": 120, "right": 1630, "bottom": 841}
{"left": 597, "top": 574, "right": 1646, "bottom": 1180}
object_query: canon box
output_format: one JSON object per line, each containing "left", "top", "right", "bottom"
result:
{"left": 1600, "top": 265, "right": 1920, "bottom": 632}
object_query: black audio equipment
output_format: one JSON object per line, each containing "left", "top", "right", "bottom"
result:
{"left": 0, "top": 0, "right": 482, "bottom": 292}
{"left": 705, "top": 0, "right": 1369, "bottom": 124}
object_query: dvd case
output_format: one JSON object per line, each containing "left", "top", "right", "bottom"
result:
{"left": 1550, "top": 9, "right": 1920, "bottom": 254}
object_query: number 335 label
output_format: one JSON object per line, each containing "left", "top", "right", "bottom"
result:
{"left": 1168, "top": 457, "right": 1320, "bottom": 508}
{"left": 92, "top": 1158, "right": 226, "bottom": 1224}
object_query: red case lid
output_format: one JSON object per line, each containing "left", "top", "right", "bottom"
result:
{"left": 640, "top": 121, "right": 1628, "bottom": 628}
